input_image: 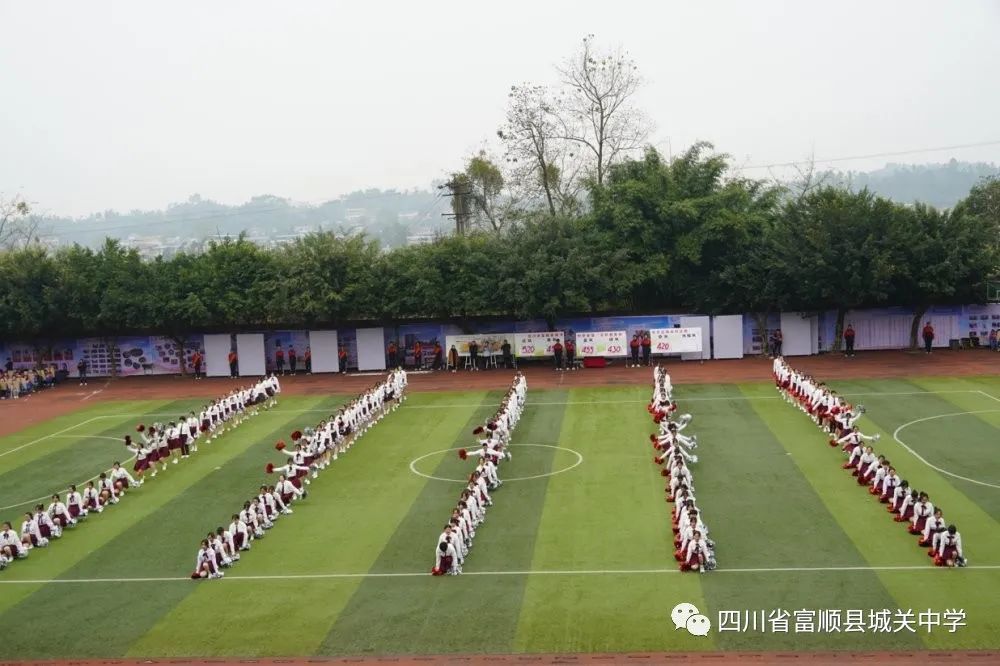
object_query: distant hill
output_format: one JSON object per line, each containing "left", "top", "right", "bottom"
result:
{"left": 822, "top": 159, "right": 1000, "bottom": 209}
{"left": 36, "top": 188, "right": 453, "bottom": 254}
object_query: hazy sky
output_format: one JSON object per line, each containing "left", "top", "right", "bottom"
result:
{"left": 2, "top": 0, "right": 999, "bottom": 217}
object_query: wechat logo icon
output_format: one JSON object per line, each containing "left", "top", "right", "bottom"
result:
{"left": 671, "top": 602, "right": 711, "bottom": 637}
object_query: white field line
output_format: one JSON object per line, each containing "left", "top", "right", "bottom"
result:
{"left": 2, "top": 564, "right": 1000, "bottom": 585}
{"left": 978, "top": 390, "right": 1000, "bottom": 404}
{"left": 892, "top": 410, "right": 1000, "bottom": 489}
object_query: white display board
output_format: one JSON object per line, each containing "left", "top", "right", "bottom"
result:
{"left": 356, "top": 327, "right": 387, "bottom": 371}
{"left": 649, "top": 327, "right": 703, "bottom": 355}
{"left": 203, "top": 334, "right": 232, "bottom": 377}
{"left": 711, "top": 315, "right": 744, "bottom": 359}
{"left": 309, "top": 330, "right": 339, "bottom": 373}
{"left": 235, "top": 333, "right": 266, "bottom": 377}
{"left": 444, "top": 333, "right": 513, "bottom": 357}
{"left": 779, "top": 312, "right": 816, "bottom": 357}
{"left": 680, "top": 316, "right": 711, "bottom": 361}
{"left": 576, "top": 330, "right": 628, "bottom": 357}
{"left": 513, "top": 331, "right": 565, "bottom": 358}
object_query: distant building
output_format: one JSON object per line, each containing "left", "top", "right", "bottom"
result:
{"left": 406, "top": 233, "right": 436, "bottom": 246}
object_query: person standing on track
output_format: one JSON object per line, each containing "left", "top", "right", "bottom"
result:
{"left": 228, "top": 349, "right": 239, "bottom": 378}
{"left": 565, "top": 338, "right": 576, "bottom": 370}
{"left": 843, "top": 324, "right": 856, "bottom": 357}
{"left": 304, "top": 347, "right": 312, "bottom": 374}
{"left": 641, "top": 331, "right": 652, "bottom": 367}
{"left": 338, "top": 346, "right": 348, "bottom": 373}
{"left": 552, "top": 339, "right": 564, "bottom": 371}
{"left": 630, "top": 333, "right": 641, "bottom": 368}
{"left": 191, "top": 349, "right": 203, "bottom": 379}
{"left": 288, "top": 346, "right": 297, "bottom": 374}
{"left": 77, "top": 359, "right": 88, "bottom": 386}
{"left": 922, "top": 321, "right": 935, "bottom": 354}
{"left": 275, "top": 344, "right": 286, "bottom": 375}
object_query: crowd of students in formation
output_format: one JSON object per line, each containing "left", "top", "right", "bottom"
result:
{"left": 432, "top": 373, "right": 527, "bottom": 576}
{"left": 1, "top": 365, "right": 60, "bottom": 400}
{"left": 773, "top": 357, "right": 967, "bottom": 568}
{"left": 0, "top": 376, "right": 283, "bottom": 572}
{"left": 648, "top": 366, "right": 717, "bottom": 573}
{"left": 190, "top": 370, "right": 408, "bottom": 580}
{"left": 127, "top": 376, "right": 282, "bottom": 481}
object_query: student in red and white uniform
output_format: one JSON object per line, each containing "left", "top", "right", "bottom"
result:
{"left": 228, "top": 513, "right": 251, "bottom": 551}
{"left": 432, "top": 540, "right": 459, "bottom": 576}
{"left": 34, "top": 504, "right": 61, "bottom": 540}
{"left": 206, "top": 531, "right": 233, "bottom": 569}
{"left": 681, "top": 531, "right": 712, "bottom": 573}
{"left": 909, "top": 493, "right": 934, "bottom": 535}
{"left": 97, "top": 472, "right": 120, "bottom": 504}
{"left": 833, "top": 426, "right": 879, "bottom": 452}
{"left": 919, "top": 508, "right": 947, "bottom": 553}
{"left": 274, "top": 474, "right": 302, "bottom": 507}
{"left": 935, "top": 525, "right": 964, "bottom": 567}
{"left": 191, "top": 539, "right": 224, "bottom": 579}
{"left": 48, "top": 493, "right": 77, "bottom": 527}
{"left": 21, "top": 512, "right": 48, "bottom": 548}
{"left": 895, "top": 489, "right": 919, "bottom": 523}
{"left": 215, "top": 526, "right": 240, "bottom": 562}
{"left": 888, "top": 480, "right": 910, "bottom": 514}
{"left": 878, "top": 467, "right": 900, "bottom": 502}
{"left": 65, "top": 485, "right": 87, "bottom": 519}
{"left": 126, "top": 435, "right": 150, "bottom": 480}
{"left": 82, "top": 481, "right": 104, "bottom": 514}
{"left": 1, "top": 521, "right": 29, "bottom": 561}
{"left": 111, "top": 461, "right": 139, "bottom": 491}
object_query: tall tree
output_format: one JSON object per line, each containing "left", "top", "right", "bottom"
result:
{"left": 449, "top": 153, "right": 513, "bottom": 233}
{"left": 498, "top": 84, "right": 564, "bottom": 217}
{"left": 0, "top": 194, "right": 39, "bottom": 250}
{"left": 555, "top": 34, "right": 651, "bottom": 187}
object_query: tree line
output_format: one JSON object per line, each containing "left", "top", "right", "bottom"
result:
{"left": 1, "top": 143, "right": 998, "bottom": 352}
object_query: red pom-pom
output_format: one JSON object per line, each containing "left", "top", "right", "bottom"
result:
{"left": 649, "top": 434, "right": 657, "bottom": 442}
{"left": 136, "top": 424, "right": 145, "bottom": 433}
{"left": 265, "top": 463, "right": 274, "bottom": 474}
{"left": 124, "top": 435, "right": 132, "bottom": 445}
{"left": 653, "top": 456, "right": 659, "bottom": 463}
{"left": 275, "top": 441, "right": 286, "bottom": 451}
{"left": 661, "top": 469, "right": 669, "bottom": 477}
{"left": 291, "top": 430, "right": 302, "bottom": 441}
{"left": 200, "top": 424, "right": 208, "bottom": 433}
{"left": 487, "top": 423, "right": 497, "bottom": 431}
{"left": 473, "top": 426, "right": 485, "bottom": 435}
{"left": 458, "top": 448, "right": 468, "bottom": 460}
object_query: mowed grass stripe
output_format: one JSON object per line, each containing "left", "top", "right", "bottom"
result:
{"left": 127, "top": 390, "right": 489, "bottom": 658}
{"left": 734, "top": 382, "right": 921, "bottom": 650}
{"left": 317, "top": 389, "right": 568, "bottom": 656}
{"left": 0, "top": 400, "right": 197, "bottom": 516}
{"left": 0, "top": 396, "right": 337, "bottom": 659}
{"left": 515, "top": 385, "right": 712, "bottom": 653}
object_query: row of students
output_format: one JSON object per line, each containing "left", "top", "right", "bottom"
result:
{"left": 434, "top": 373, "right": 526, "bottom": 576}
{"left": 773, "top": 357, "right": 966, "bottom": 568}
{"left": 190, "top": 370, "right": 407, "bottom": 580}
{"left": 127, "top": 376, "right": 282, "bottom": 481}
{"left": 1, "top": 463, "right": 140, "bottom": 570}
{"left": 648, "top": 366, "right": 716, "bottom": 573}
{"left": 3, "top": 380, "right": 285, "bottom": 572}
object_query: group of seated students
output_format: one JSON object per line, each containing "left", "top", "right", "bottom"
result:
{"left": 648, "top": 366, "right": 716, "bottom": 573}
{"left": 1, "top": 462, "right": 140, "bottom": 570}
{"left": 773, "top": 357, "right": 967, "bottom": 568}
{"left": 127, "top": 375, "right": 282, "bottom": 482}
{"left": 433, "top": 373, "right": 526, "bottom": 576}
{"left": 191, "top": 370, "right": 408, "bottom": 580}
{"left": 2, "top": 377, "right": 285, "bottom": 573}
{"left": 0, "top": 366, "right": 58, "bottom": 400}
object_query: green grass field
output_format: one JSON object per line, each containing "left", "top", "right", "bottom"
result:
{"left": 1, "top": 376, "right": 999, "bottom": 657}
